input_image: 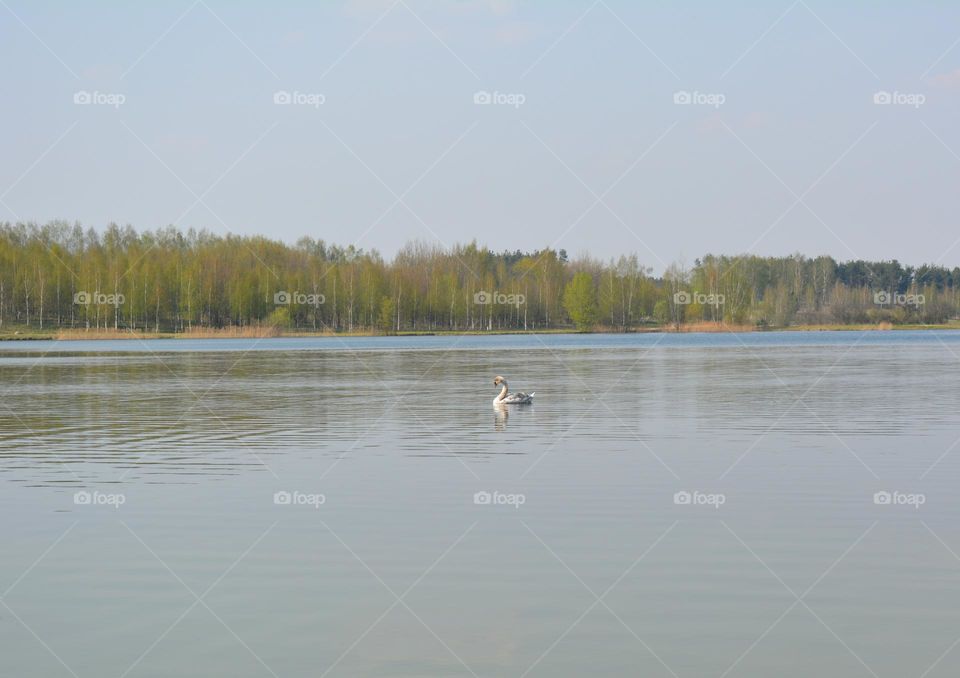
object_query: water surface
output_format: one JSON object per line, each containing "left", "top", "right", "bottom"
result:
{"left": 3, "top": 331, "right": 960, "bottom": 677}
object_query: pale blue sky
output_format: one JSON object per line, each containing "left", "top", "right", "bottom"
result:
{"left": 2, "top": 0, "right": 960, "bottom": 272}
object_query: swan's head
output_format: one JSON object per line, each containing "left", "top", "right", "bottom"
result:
{"left": 493, "top": 375, "right": 506, "bottom": 386}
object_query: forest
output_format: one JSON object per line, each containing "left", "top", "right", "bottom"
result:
{"left": 1, "top": 221, "right": 958, "bottom": 333}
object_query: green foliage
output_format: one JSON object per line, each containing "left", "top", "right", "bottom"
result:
{"left": 653, "top": 300, "right": 669, "bottom": 325}
{"left": 563, "top": 272, "right": 599, "bottom": 331}
{"left": 266, "top": 307, "right": 291, "bottom": 328}
{"left": 378, "top": 296, "right": 396, "bottom": 333}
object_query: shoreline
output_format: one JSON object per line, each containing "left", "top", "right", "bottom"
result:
{"left": 2, "top": 322, "right": 959, "bottom": 342}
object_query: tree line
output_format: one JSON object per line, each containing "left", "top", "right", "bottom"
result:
{"left": 0, "top": 221, "right": 957, "bottom": 333}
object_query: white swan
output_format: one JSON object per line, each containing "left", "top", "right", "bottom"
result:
{"left": 493, "top": 376, "right": 534, "bottom": 405}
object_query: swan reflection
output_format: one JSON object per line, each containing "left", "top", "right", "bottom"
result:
{"left": 493, "top": 403, "right": 509, "bottom": 432}
{"left": 494, "top": 401, "right": 535, "bottom": 432}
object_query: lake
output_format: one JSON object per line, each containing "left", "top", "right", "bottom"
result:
{"left": 2, "top": 331, "right": 960, "bottom": 677}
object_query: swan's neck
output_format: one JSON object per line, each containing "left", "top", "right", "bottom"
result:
{"left": 496, "top": 382, "right": 508, "bottom": 401}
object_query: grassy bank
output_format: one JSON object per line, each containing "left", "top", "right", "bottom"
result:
{"left": 2, "top": 321, "right": 959, "bottom": 341}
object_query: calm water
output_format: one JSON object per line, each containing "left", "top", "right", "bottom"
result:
{"left": 3, "top": 331, "right": 960, "bottom": 677}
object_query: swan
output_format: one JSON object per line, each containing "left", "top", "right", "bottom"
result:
{"left": 493, "top": 376, "right": 534, "bottom": 405}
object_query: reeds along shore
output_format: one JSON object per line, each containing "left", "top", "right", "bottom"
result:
{"left": 52, "top": 326, "right": 287, "bottom": 341}
{"left": 5, "top": 319, "right": 939, "bottom": 341}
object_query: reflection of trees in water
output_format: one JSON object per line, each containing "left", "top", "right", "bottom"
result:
{"left": 0, "top": 351, "right": 383, "bottom": 484}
